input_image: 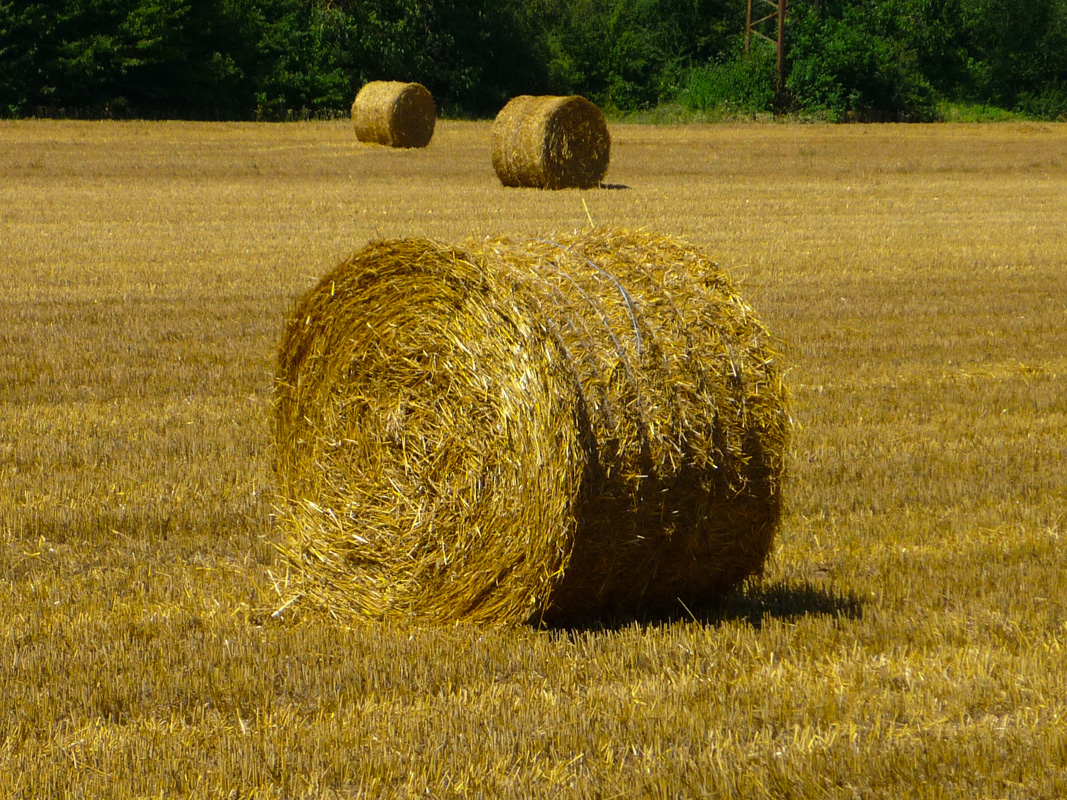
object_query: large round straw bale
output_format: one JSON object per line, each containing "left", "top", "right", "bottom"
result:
{"left": 272, "top": 228, "right": 790, "bottom": 625}
{"left": 351, "top": 81, "right": 436, "bottom": 148}
{"left": 491, "top": 95, "right": 611, "bottom": 189}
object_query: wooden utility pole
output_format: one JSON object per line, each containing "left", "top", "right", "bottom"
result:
{"left": 745, "top": 0, "right": 788, "bottom": 98}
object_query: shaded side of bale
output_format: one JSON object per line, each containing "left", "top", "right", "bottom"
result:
{"left": 272, "top": 228, "right": 790, "bottom": 625}
{"left": 494, "top": 233, "right": 790, "bottom": 623}
{"left": 351, "top": 81, "right": 436, "bottom": 148}
{"left": 490, "top": 95, "right": 610, "bottom": 189}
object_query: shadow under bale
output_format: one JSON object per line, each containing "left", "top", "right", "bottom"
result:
{"left": 272, "top": 228, "right": 791, "bottom": 626}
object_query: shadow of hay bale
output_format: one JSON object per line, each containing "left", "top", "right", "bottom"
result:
{"left": 351, "top": 81, "right": 436, "bottom": 148}
{"left": 545, "top": 580, "right": 865, "bottom": 633}
{"left": 272, "top": 228, "right": 791, "bottom": 626}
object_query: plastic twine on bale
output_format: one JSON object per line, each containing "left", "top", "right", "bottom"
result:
{"left": 534, "top": 238, "right": 644, "bottom": 356}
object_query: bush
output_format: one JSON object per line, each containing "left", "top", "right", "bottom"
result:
{"left": 683, "top": 43, "right": 776, "bottom": 115}
{"left": 1015, "top": 86, "right": 1067, "bottom": 120}
{"left": 786, "top": 1, "right": 939, "bottom": 122}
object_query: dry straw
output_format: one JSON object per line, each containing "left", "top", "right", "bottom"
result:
{"left": 272, "top": 228, "right": 790, "bottom": 625}
{"left": 351, "top": 81, "right": 436, "bottom": 148}
{"left": 491, "top": 95, "right": 611, "bottom": 189}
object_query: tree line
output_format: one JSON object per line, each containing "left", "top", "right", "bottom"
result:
{"left": 2, "top": 0, "right": 1065, "bottom": 121}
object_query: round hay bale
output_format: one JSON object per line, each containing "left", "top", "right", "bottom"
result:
{"left": 272, "top": 228, "right": 790, "bottom": 625}
{"left": 351, "top": 81, "right": 436, "bottom": 148}
{"left": 490, "top": 95, "right": 611, "bottom": 189}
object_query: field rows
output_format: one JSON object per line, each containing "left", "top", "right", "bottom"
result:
{"left": 1, "top": 119, "right": 1066, "bottom": 797}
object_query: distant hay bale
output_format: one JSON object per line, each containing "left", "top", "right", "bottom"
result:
{"left": 351, "top": 81, "right": 436, "bottom": 148}
{"left": 272, "top": 228, "right": 790, "bottom": 625}
{"left": 491, "top": 95, "right": 611, "bottom": 189}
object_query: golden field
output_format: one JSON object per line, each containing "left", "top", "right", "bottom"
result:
{"left": 1, "top": 119, "right": 1065, "bottom": 798}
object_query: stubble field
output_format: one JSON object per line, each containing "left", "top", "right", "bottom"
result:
{"left": 1, "top": 119, "right": 1065, "bottom": 798}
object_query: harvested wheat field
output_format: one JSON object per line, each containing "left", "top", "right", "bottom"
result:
{"left": 1, "top": 119, "right": 1066, "bottom": 798}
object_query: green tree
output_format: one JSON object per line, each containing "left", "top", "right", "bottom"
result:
{"left": 682, "top": 36, "right": 777, "bottom": 115}
{"left": 786, "top": 0, "right": 937, "bottom": 120}
{"left": 0, "top": 2, "right": 62, "bottom": 115}
{"left": 520, "top": 0, "right": 737, "bottom": 111}
{"left": 958, "top": 0, "right": 1067, "bottom": 116}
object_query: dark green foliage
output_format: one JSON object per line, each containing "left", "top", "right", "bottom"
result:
{"left": 682, "top": 39, "right": 776, "bottom": 115}
{"left": 0, "top": 2, "right": 60, "bottom": 116}
{"left": 0, "top": 0, "right": 551, "bottom": 118}
{"left": 957, "top": 0, "right": 1067, "bottom": 118}
{"left": 531, "top": 0, "right": 738, "bottom": 110}
{"left": 1, "top": 0, "right": 1065, "bottom": 119}
{"left": 249, "top": 0, "right": 359, "bottom": 120}
{"left": 1, "top": 0, "right": 263, "bottom": 118}
{"left": 785, "top": 0, "right": 938, "bottom": 121}
{"left": 784, "top": 0, "right": 1067, "bottom": 121}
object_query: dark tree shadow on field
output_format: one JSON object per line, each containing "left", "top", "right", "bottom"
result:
{"left": 541, "top": 580, "right": 864, "bottom": 633}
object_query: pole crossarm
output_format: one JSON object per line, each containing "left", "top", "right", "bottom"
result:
{"left": 745, "top": 0, "right": 788, "bottom": 96}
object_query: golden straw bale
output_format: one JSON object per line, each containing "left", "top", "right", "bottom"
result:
{"left": 351, "top": 81, "right": 436, "bottom": 148}
{"left": 491, "top": 95, "right": 611, "bottom": 189}
{"left": 272, "top": 228, "right": 790, "bottom": 625}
